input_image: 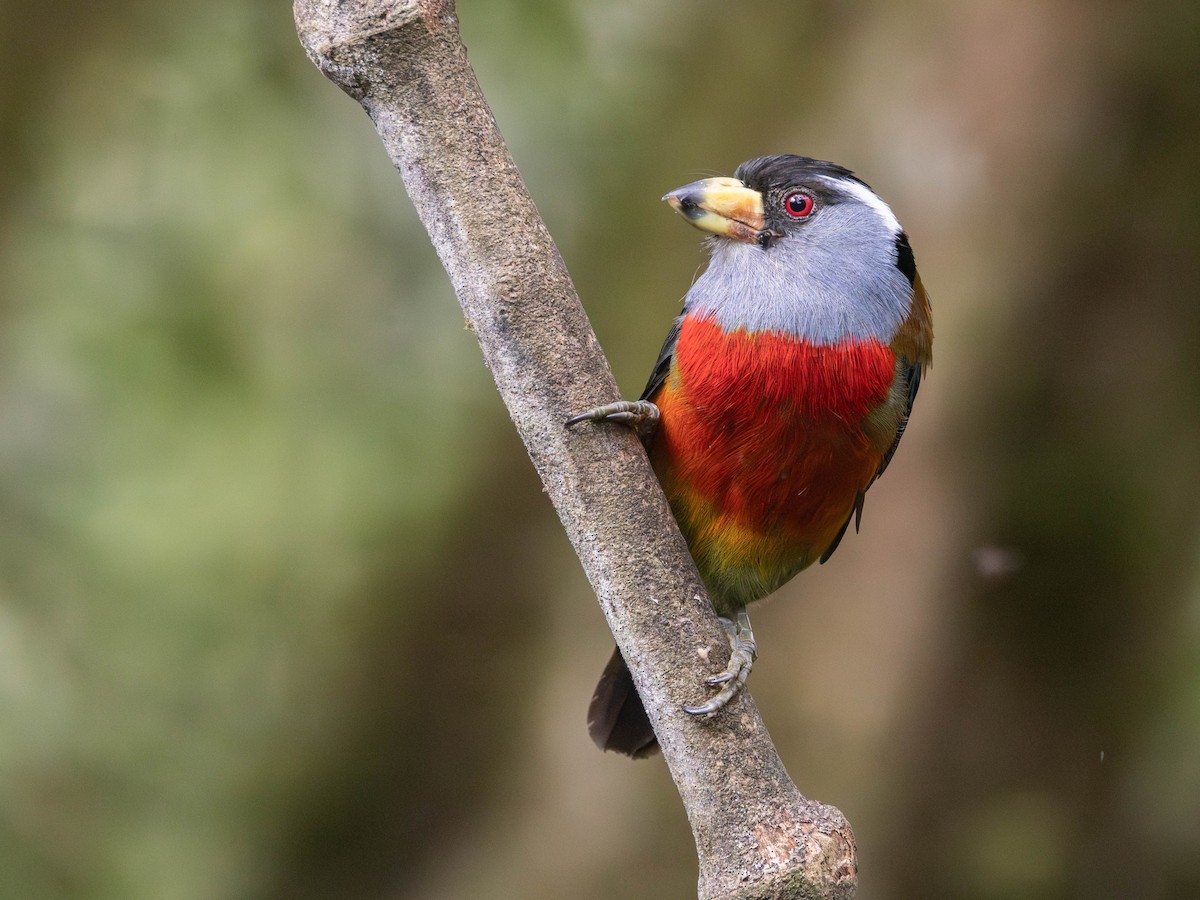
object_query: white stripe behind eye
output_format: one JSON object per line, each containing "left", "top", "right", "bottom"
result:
{"left": 828, "top": 177, "right": 902, "bottom": 235}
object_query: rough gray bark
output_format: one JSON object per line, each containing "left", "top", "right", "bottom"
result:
{"left": 293, "top": 2, "right": 856, "bottom": 896}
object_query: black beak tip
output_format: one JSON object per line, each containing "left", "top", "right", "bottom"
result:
{"left": 665, "top": 191, "right": 702, "bottom": 219}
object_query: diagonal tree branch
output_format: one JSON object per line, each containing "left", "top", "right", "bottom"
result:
{"left": 293, "top": 2, "right": 856, "bottom": 896}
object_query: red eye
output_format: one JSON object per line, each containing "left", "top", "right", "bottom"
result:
{"left": 784, "top": 191, "right": 814, "bottom": 218}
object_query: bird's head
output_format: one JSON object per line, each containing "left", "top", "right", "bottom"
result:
{"left": 664, "top": 155, "right": 917, "bottom": 344}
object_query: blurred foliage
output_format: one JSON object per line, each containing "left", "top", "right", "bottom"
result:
{"left": 0, "top": 0, "right": 1198, "bottom": 898}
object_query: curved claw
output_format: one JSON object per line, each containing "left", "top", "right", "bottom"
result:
{"left": 683, "top": 683, "right": 739, "bottom": 717}
{"left": 683, "top": 610, "right": 757, "bottom": 717}
{"left": 565, "top": 400, "right": 660, "bottom": 432}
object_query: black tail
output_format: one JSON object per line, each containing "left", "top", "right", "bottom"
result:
{"left": 587, "top": 645, "right": 660, "bottom": 758}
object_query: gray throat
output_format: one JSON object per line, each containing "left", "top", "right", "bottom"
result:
{"left": 685, "top": 207, "right": 913, "bottom": 346}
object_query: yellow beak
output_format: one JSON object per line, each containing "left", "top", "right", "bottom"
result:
{"left": 662, "top": 177, "right": 766, "bottom": 243}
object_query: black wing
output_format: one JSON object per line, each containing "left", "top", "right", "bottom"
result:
{"left": 874, "top": 357, "right": 922, "bottom": 482}
{"left": 819, "top": 357, "right": 922, "bottom": 565}
{"left": 639, "top": 314, "right": 683, "bottom": 403}
{"left": 633, "top": 315, "right": 682, "bottom": 450}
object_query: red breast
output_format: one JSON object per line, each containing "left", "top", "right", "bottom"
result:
{"left": 649, "top": 313, "right": 901, "bottom": 593}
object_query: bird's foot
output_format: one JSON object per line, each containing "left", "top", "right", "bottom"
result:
{"left": 684, "top": 608, "right": 756, "bottom": 716}
{"left": 565, "top": 400, "right": 660, "bottom": 434}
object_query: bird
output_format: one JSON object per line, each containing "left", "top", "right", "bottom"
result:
{"left": 567, "top": 155, "right": 932, "bottom": 757}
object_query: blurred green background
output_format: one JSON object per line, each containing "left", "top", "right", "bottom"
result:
{"left": 2, "top": 0, "right": 1199, "bottom": 898}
